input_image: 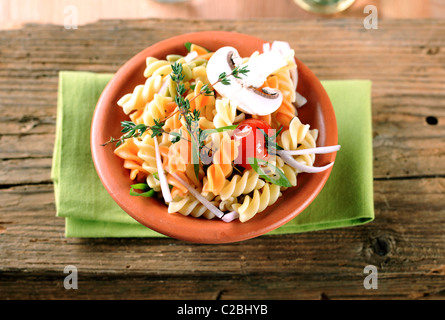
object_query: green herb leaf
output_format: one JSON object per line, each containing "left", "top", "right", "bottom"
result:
{"left": 129, "top": 183, "right": 155, "bottom": 197}
{"left": 202, "top": 124, "right": 239, "bottom": 135}
{"left": 248, "top": 158, "right": 291, "bottom": 187}
{"left": 171, "top": 62, "right": 185, "bottom": 83}
{"left": 200, "top": 84, "right": 214, "bottom": 96}
{"left": 169, "top": 132, "right": 182, "bottom": 143}
{"left": 199, "top": 124, "right": 239, "bottom": 146}
{"left": 258, "top": 128, "right": 284, "bottom": 155}
{"left": 184, "top": 42, "right": 192, "bottom": 52}
{"left": 130, "top": 183, "right": 150, "bottom": 190}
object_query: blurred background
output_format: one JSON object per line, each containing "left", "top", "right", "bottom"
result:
{"left": 1, "top": 0, "right": 444, "bottom": 30}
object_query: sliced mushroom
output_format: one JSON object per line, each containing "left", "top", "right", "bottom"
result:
{"left": 206, "top": 46, "right": 287, "bottom": 116}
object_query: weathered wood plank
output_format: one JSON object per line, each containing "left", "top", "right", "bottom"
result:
{"left": 0, "top": 133, "right": 55, "bottom": 159}
{"left": 0, "top": 158, "right": 53, "bottom": 185}
{"left": 1, "top": 271, "right": 444, "bottom": 300}
{"left": 0, "top": 181, "right": 443, "bottom": 299}
{"left": 0, "top": 178, "right": 443, "bottom": 299}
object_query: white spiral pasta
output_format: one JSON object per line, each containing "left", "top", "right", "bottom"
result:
{"left": 134, "top": 135, "right": 158, "bottom": 174}
{"left": 117, "top": 75, "right": 163, "bottom": 115}
{"left": 143, "top": 94, "right": 173, "bottom": 126}
{"left": 199, "top": 117, "right": 216, "bottom": 130}
{"left": 144, "top": 57, "right": 172, "bottom": 79}
{"left": 219, "top": 170, "right": 266, "bottom": 201}
{"left": 267, "top": 155, "right": 298, "bottom": 189}
{"left": 213, "top": 97, "right": 237, "bottom": 128}
{"left": 117, "top": 57, "right": 175, "bottom": 116}
{"left": 146, "top": 173, "right": 161, "bottom": 192}
{"left": 200, "top": 130, "right": 232, "bottom": 155}
{"left": 212, "top": 97, "right": 245, "bottom": 128}
{"left": 232, "top": 183, "right": 282, "bottom": 223}
{"left": 214, "top": 195, "right": 237, "bottom": 212}
{"left": 280, "top": 117, "right": 310, "bottom": 150}
{"left": 280, "top": 163, "right": 298, "bottom": 188}
{"left": 298, "top": 129, "right": 318, "bottom": 166}
{"left": 168, "top": 193, "right": 217, "bottom": 219}
{"left": 279, "top": 117, "right": 319, "bottom": 167}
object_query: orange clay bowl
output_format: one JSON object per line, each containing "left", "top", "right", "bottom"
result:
{"left": 91, "top": 31, "right": 338, "bottom": 244}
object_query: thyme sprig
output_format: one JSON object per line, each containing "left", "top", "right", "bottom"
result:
{"left": 101, "top": 119, "right": 167, "bottom": 147}
{"left": 101, "top": 60, "right": 249, "bottom": 149}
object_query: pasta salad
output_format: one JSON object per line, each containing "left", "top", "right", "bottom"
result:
{"left": 103, "top": 41, "right": 340, "bottom": 223}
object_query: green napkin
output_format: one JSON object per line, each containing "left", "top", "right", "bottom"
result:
{"left": 52, "top": 71, "right": 374, "bottom": 238}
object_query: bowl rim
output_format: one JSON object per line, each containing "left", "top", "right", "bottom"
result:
{"left": 91, "top": 31, "right": 338, "bottom": 243}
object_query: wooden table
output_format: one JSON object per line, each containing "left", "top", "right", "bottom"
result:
{"left": 2, "top": 0, "right": 445, "bottom": 29}
{"left": 0, "top": 19, "right": 444, "bottom": 300}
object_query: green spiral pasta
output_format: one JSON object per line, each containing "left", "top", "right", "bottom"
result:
{"left": 192, "top": 65, "right": 210, "bottom": 85}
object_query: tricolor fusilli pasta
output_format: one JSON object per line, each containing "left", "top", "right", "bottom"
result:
{"left": 109, "top": 41, "right": 337, "bottom": 223}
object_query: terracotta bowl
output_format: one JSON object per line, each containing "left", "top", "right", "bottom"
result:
{"left": 91, "top": 31, "right": 338, "bottom": 243}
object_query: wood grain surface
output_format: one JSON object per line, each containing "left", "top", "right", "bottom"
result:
{"left": 0, "top": 18, "right": 444, "bottom": 300}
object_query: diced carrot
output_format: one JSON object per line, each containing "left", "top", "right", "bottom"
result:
{"left": 197, "top": 52, "right": 214, "bottom": 60}
{"left": 265, "top": 75, "right": 279, "bottom": 89}
{"left": 190, "top": 44, "right": 210, "bottom": 56}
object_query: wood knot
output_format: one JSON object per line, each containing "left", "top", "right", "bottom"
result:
{"left": 426, "top": 47, "right": 440, "bottom": 55}
{"left": 319, "top": 292, "right": 330, "bottom": 300}
{"left": 371, "top": 236, "right": 391, "bottom": 256}
{"left": 362, "top": 233, "right": 396, "bottom": 265}
{"left": 426, "top": 116, "right": 438, "bottom": 125}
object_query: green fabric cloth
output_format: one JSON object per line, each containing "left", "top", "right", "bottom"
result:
{"left": 52, "top": 71, "right": 374, "bottom": 238}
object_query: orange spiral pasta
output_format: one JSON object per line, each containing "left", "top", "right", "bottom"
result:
{"left": 188, "top": 80, "right": 216, "bottom": 120}
{"left": 202, "top": 134, "right": 239, "bottom": 195}
{"left": 113, "top": 138, "right": 148, "bottom": 181}
{"left": 270, "top": 70, "right": 298, "bottom": 129}
{"left": 165, "top": 137, "right": 190, "bottom": 174}
{"left": 167, "top": 171, "right": 190, "bottom": 199}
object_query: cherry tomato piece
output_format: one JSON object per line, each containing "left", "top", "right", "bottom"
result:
{"left": 232, "top": 119, "right": 273, "bottom": 170}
